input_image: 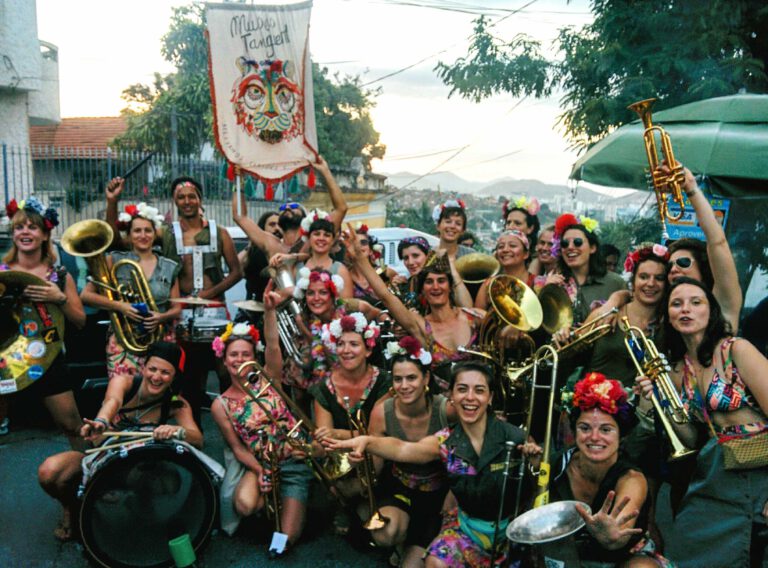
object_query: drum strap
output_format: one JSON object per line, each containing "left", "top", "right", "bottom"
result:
{"left": 173, "top": 220, "right": 218, "bottom": 293}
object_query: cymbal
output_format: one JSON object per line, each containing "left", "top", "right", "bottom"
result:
{"left": 0, "top": 271, "right": 47, "bottom": 297}
{"left": 506, "top": 500, "right": 590, "bottom": 544}
{"left": 169, "top": 297, "right": 225, "bottom": 307}
{"left": 234, "top": 300, "right": 265, "bottom": 312}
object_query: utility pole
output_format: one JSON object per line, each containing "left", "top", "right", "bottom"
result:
{"left": 170, "top": 106, "right": 179, "bottom": 177}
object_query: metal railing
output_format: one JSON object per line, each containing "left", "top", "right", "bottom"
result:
{"left": 1, "top": 144, "right": 309, "bottom": 234}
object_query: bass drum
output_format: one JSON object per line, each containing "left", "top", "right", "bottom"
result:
{"left": 79, "top": 442, "right": 218, "bottom": 568}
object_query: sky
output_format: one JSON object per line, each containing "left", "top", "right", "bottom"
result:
{"left": 35, "top": 0, "right": 594, "bottom": 186}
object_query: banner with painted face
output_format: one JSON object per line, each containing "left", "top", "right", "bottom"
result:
{"left": 205, "top": 2, "right": 318, "bottom": 187}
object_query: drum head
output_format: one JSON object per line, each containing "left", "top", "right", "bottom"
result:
{"left": 506, "top": 500, "right": 590, "bottom": 544}
{"left": 80, "top": 444, "right": 217, "bottom": 568}
{"left": 192, "top": 318, "right": 229, "bottom": 330}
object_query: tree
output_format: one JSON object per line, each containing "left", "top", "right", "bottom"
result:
{"left": 115, "top": 6, "right": 385, "bottom": 167}
{"left": 436, "top": 1, "right": 768, "bottom": 151}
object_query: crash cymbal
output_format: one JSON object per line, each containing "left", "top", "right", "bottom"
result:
{"left": 0, "top": 271, "right": 47, "bottom": 297}
{"left": 169, "top": 297, "right": 225, "bottom": 307}
{"left": 234, "top": 300, "right": 265, "bottom": 312}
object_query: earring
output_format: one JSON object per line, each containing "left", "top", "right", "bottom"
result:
{"left": 389, "top": 386, "right": 397, "bottom": 397}
{"left": 424, "top": 385, "right": 430, "bottom": 395}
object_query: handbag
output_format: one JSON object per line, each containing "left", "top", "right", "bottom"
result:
{"left": 716, "top": 430, "right": 768, "bottom": 470}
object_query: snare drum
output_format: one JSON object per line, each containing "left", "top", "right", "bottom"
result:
{"left": 79, "top": 441, "right": 219, "bottom": 568}
{"left": 175, "top": 317, "right": 229, "bottom": 343}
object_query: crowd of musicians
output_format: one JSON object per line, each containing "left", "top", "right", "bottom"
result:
{"left": 2, "top": 155, "right": 767, "bottom": 568}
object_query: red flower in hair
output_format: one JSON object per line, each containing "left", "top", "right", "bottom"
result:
{"left": 554, "top": 213, "right": 579, "bottom": 237}
{"left": 5, "top": 199, "right": 18, "bottom": 219}
{"left": 572, "top": 372, "right": 628, "bottom": 415}
{"left": 339, "top": 315, "right": 358, "bottom": 333}
{"left": 125, "top": 204, "right": 139, "bottom": 217}
{"left": 309, "top": 272, "right": 322, "bottom": 283}
{"left": 357, "top": 224, "right": 369, "bottom": 234}
{"left": 248, "top": 326, "right": 260, "bottom": 344}
{"left": 399, "top": 336, "right": 422, "bottom": 356}
{"left": 43, "top": 218, "right": 55, "bottom": 231}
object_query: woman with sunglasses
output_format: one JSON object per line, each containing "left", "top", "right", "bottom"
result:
{"left": 636, "top": 277, "right": 768, "bottom": 568}
{"left": 660, "top": 163, "right": 741, "bottom": 330}
{"left": 82, "top": 180, "right": 182, "bottom": 379}
{"left": 550, "top": 213, "right": 626, "bottom": 327}
{"left": 2, "top": 198, "right": 85, "bottom": 448}
{"left": 325, "top": 361, "right": 527, "bottom": 568}
{"left": 342, "top": 227, "right": 484, "bottom": 392}
{"left": 474, "top": 229, "right": 533, "bottom": 310}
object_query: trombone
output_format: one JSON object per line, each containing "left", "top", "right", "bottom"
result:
{"left": 620, "top": 318, "right": 696, "bottom": 461}
{"left": 61, "top": 219, "right": 162, "bottom": 355}
{"left": 628, "top": 98, "right": 686, "bottom": 224}
{"left": 259, "top": 430, "right": 283, "bottom": 534}
{"left": 237, "top": 361, "right": 352, "bottom": 503}
{"left": 343, "top": 396, "right": 389, "bottom": 531}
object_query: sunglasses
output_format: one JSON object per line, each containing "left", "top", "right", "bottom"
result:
{"left": 359, "top": 239, "right": 370, "bottom": 246}
{"left": 668, "top": 257, "right": 693, "bottom": 269}
{"left": 279, "top": 202, "right": 300, "bottom": 212}
{"left": 560, "top": 237, "right": 585, "bottom": 248}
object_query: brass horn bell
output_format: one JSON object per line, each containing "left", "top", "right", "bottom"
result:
{"left": 455, "top": 253, "right": 500, "bottom": 284}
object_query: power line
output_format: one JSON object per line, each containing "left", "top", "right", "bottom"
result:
{"left": 385, "top": 146, "right": 466, "bottom": 160}
{"left": 396, "top": 145, "right": 470, "bottom": 191}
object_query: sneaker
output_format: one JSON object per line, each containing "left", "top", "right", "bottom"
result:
{"left": 0, "top": 417, "right": 9, "bottom": 436}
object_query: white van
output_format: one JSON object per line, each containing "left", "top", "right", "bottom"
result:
{"left": 370, "top": 228, "right": 439, "bottom": 276}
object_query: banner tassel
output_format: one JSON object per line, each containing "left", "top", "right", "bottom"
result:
{"left": 307, "top": 167, "right": 316, "bottom": 189}
{"left": 265, "top": 181, "right": 274, "bottom": 201}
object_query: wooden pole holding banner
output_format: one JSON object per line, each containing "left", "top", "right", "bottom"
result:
{"left": 236, "top": 170, "right": 242, "bottom": 217}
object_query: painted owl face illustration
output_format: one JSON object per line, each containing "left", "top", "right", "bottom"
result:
{"left": 231, "top": 57, "right": 303, "bottom": 143}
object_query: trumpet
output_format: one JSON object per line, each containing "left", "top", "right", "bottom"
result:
{"left": 620, "top": 318, "right": 696, "bottom": 461}
{"left": 237, "top": 361, "right": 352, "bottom": 496}
{"left": 266, "top": 258, "right": 304, "bottom": 364}
{"left": 343, "top": 396, "right": 389, "bottom": 531}
{"left": 628, "top": 98, "right": 686, "bottom": 223}
{"left": 61, "top": 219, "right": 161, "bottom": 355}
{"left": 506, "top": 308, "right": 618, "bottom": 388}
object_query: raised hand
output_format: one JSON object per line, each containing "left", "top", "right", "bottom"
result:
{"left": 106, "top": 177, "right": 125, "bottom": 203}
{"left": 576, "top": 490, "right": 642, "bottom": 548}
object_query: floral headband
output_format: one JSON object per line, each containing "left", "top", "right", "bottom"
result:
{"left": 502, "top": 195, "right": 541, "bottom": 220}
{"left": 6, "top": 197, "right": 59, "bottom": 230}
{"left": 623, "top": 243, "right": 669, "bottom": 275}
{"left": 117, "top": 202, "right": 165, "bottom": 231}
{"left": 299, "top": 208, "right": 332, "bottom": 239}
{"left": 322, "top": 312, "right": 380, "bottom": 350}
{"left": 212, "top": 322, "right": 263, "bottom": 358}
{"left": 560, "top": 372, "right": 630, "bottom": 416}
{"left": 551, "top": 213, "right": 599, "bottom": 258}
{"left": 384, "top": 336, "right": 432, "bottom": 365}
{"left": 397, "top": 236, "right": 430, "bottom": 258}
{"left": 431, "top": 199, "right": 466, "bottom": 223}
{"left": 497, "top": 229, "right": 529, "bottom": 250}
{"left": 294, "top": 267, "right": 345, "bottom": 299}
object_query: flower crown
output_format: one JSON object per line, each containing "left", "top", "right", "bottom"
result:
{"left": 5, "top": 197, "right": 59, "bottom": 230}
{"left": 498, "top": 229, "right": 529, "bottom": 250}
{"left": 623, "top": 243, "right": 669, "bottom": 276}
{"left": 432, "top": 199, "right": 466, "bottom": 223}
{"left": 384, "top": 336, "right": 432, "bottom": 365}
{"left": 551, "top": 213, "right": 599, "bottom": 258}
{"left": 502, "top": 195, "right": 541, "bottom": 220}
{"left": 117, "top": 202, "right": 164, "bottom": 231}
{"left": 300, "top": 208, "right": 332, "bottom": 239}
{"left": 560, "top": 372, "right": 630, "bottom": 416}
{"left": 211, "top": 322, "right": 263, "bottom": 358}
{"left": 294, "top": 267, "right": 345, "bottom": 299}
{"left": 322, "top": 312, "right": 380, "bottom": 350}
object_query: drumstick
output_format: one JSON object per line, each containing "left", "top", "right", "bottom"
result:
{"left": 121, "top": 152, "right": 156, "bottom": 180}
{"left": 102, "top": 431, "right": 155, "bottom": 438}
{"left": 85, "top": 436, "right": 153, "bottom": 454}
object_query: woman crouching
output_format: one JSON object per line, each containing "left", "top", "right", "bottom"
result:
{"left": 326, "top": 361, "right": 527, "bottom": 567}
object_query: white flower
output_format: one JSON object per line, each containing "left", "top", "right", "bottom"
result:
{"left": 432, "top": 204, "right": 443, "bottom": 223}
{"left": 331, "top": 274, "right": 345, "bottom": 293}
{"left": 256, "top": 341, "right": 265, "bottom": 352}
{"left": 384, "top": 341, "right": 403, "bottom": 360}
{"left": 418, "top": 350, "right": 433, "bottom": 365}
{"left": 298, "top": 267, "right": 312, "bottom": 279}
{"left": 329, "top": 319, "right": 343, "bottom": 339}
{"left": 231, "top": 323, "right": 250, "bottom": 336}
{"left": 118, "top": 212, "right": 132, "bottom": 224}
{"left": 350, "top": 312, "right": 367, "bottom": 333}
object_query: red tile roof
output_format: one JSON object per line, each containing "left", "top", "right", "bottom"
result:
{"left": 29, "top": 117, "right": 127, "bottom": 152}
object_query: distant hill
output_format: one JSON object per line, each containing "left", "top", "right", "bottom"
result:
{"left": 476, "top": 178, "right": 614, "bottom": 203}
{"left": 382, "top": 171, "right": 487, "bottom": 193}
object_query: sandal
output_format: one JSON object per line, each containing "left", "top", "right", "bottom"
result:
{"left": 53, "top": 517, "right": 74, "bottom": 542}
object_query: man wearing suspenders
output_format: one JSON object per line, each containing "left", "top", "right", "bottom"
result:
{"left": 160, "top": 177, "right": 241, "bottom": 425}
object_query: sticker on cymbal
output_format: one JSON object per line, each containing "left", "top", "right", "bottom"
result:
{"left": 28, "top": 365, "right": 44, "bottom": 381}
{"left": 26, "top": 341, "right": 46, "bottom": 359}
{"left": 20, "top": 320, "right": 39, "bottom": 337}
{"left": 0, "top": 379, "right": 17, "bottom": 394}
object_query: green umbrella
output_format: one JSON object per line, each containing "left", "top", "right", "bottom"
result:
{"left": 569, "top": 94, "right": 768, "bottom": 197}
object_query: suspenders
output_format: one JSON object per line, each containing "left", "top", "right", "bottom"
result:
{"left": 172, "top": 220, "right": 218, "bottom": 294}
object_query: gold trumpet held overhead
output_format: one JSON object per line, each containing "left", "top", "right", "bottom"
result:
{"left": 627, "top": 98, "right": 687, "bottom": 222}
{"left": 61, "top": 219, "right": 161, "bottom": 355}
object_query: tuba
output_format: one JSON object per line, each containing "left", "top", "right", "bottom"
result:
{"left": 265, "top": 258, "right": 304, "bottom": 364}
{"left": 61, "top": 219, "right": 161, "bottom": 355}
{"left": 627, "top": 98, "right": 686, "bottom": 223}
{"left": 455, "top": 252, "right": 500, "bottom": 284}
{"left": 620, "top": 318, "right": 696, "bottom": 461}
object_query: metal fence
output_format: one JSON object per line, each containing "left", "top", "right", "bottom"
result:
{"left": 0, "top": 144, "right": 308, "bottom": 235}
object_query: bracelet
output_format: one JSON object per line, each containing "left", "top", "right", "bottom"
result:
{"left": 93, "top": 417, "right": 109, "bottom": 429}
{"left": 528, "top": 463, "right": 541, "bottom": 477}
